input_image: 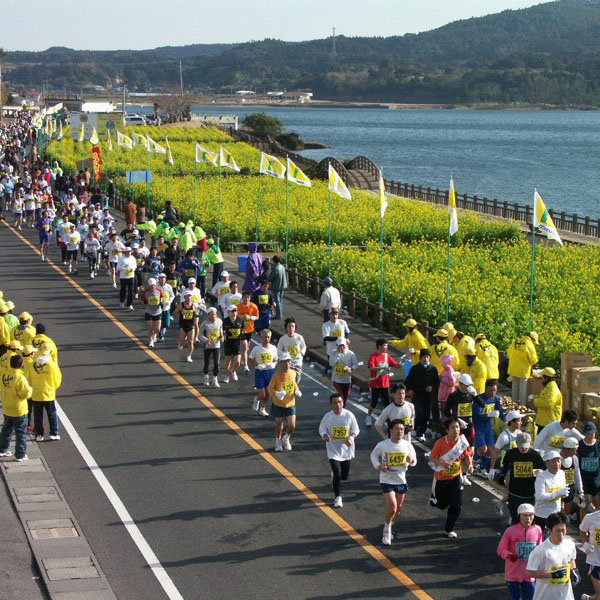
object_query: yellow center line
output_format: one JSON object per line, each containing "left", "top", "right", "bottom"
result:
{"left": 5, "top": 222, "right": 433, "bottom": 599}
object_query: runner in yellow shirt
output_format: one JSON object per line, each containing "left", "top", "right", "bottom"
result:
{"left": 268, "top": 353, "right": 301, "bottom": 452}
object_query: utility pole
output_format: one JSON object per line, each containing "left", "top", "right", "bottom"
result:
{"left": 122, "top": 84, "right": 126, "bottom": 121}
{"left": 332, "top": 27, "right": 337, "bottom": 56}
{"left": 179, "top": 61, "right": 184, "bottom": 98}
{"left": 0, "top": 62, "right": 3, "bottom": 123}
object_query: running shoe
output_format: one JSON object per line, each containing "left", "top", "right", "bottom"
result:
{"left": 211, "top": 376, "right": 220, "bottom": 388}
{"left": 35, "top": 435, "right": 44, "bottom": 442}
{"left": 365, "top": 415, "right": 372, "bottom": 427}
{"left": 148, "top": 341, "right": 155, "bottom": 348}
{"left": 49, "top": 435, "right": 60, "bottom": 441}
{"left": 461, "top": 474, "right": 472, "bottom": 487}
{"left": 178, "top": 345, "right": 184, "bottom": 351}
{"left": 282, "top": 435, "right": 292, "bottom": 451}
{"left": 333, "top": 496, "right": 343, "bottom": 508}
{"left": 0, "top": 450, "right": 12, "bottom": 457}
{"left": 231, "top": 372, "right": 238, "bottom": 382}
{"left": 15, "top": 455, "right": 28, "bottom": 462}
{"left": 203, "top": 375, "right": 210, "bottom": 386}
{"left": 186, "top": 356, "right": 193, "bottom": 363}
{"left": 582, "top": 594, "right": 591, "bottom": 600}
{"left": 418, "top": 435, "right": 426, "bottom": 442}
{"left": 244, "top": 365, "right": 250, "bottom": 373}
{"left": 275, "top": 439, "right": 283, "bottom": 452}
{"left": 382, "top": 531, "right": 392, "bottom": 546}
{"left": 119, "top": 302, "right": 125, "bottom": 309}
{"left": 259, "top": 407, "right": 269, "bottom": 417}
{"left": 252, "top": 399, "right": 260, "bottom": 411}
{"left": 112, "top": 283, "right": 117, "bottom": 289}
{"left": 443, "top": 531, "right": 458, "bottom": 539}
{"left": 223, "top": 376, "right": 230, "bottom": 384}
{"left": 129, "top": 305, "right": 134, "bottom": 310}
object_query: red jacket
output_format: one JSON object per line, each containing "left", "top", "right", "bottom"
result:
{"left": 368, "top": 352, "right": 399, "bottom": 389}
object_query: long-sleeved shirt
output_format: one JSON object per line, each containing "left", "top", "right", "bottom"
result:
{"left": 534, "top": 469, "right": 567, "bottom": 518}
{"left": 405, "top": 362, "right": 439, "bottom": 402}
{"left": 322, "top": 319, "right": 349, "bottom": 356}
{"left": 319, "top": 286, "right": 341, "bottom": 312}
{"left": 319, "top": 409, "right": 360, "bottom": 461}
{"left": 330, "top": 349, "right": 359, "bottom": 384}
{"left": 496, "top": 524, "right": 543, "bottom": 583}
{"left": 534, "top": 381, "right": 563, "bottom": 427}
{"left": 533, "top": 421, "right": 584, "bottom": 455}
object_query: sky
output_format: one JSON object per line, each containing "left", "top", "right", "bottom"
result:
{"left": 3, "top": 0, "right": 547, "bottom": 51}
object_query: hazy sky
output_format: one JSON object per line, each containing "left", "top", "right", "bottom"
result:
{"left": 4, "top": 0, "right": 547, "bottom": 51}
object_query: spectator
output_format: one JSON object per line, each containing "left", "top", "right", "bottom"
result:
{"left": 268, "top": 255, "right": 287, "bottom": 320}
{"left": 243, "top": 242, "right": 263, "bottom": 293}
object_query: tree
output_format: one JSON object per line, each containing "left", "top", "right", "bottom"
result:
{"left": 242, "top": 112, "right": 283, "bottom": 139}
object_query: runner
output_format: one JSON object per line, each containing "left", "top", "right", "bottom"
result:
{"left": 375, "top": 383, "right": 415, "bottom": 443}
{"left": 175, "top": 291, "right": 196, "bottom": 362}
{"left": 35, "top": 209, "right": 52, "bottom": 261}
{"left": 104, "top": 231, "right": 124, "bottom": 288}
{"left": 490, "top": 410, "right": 523, "bottom": 481}
{"left": 276, "top": 317, "right": 306, "bottom": 383}
{"left": 223, "top": 281, "right": 242, "bottom": 313}
{"left": 238, "top": 291, "right": 259, "bottom": 372}
{"left": 249, "top": 328, "right": 278, "bottom": 413}
{"left": 365, "top": 339, "right": 400, "bottom": 427}
{"left": 267, "top": 352, "right": 301, "bottom": 451}
{"left": 83, "top": 231, "right": 101, "bottom": 279}
{"left": 472, "top": 380, "right": 505, "bottom": 476}
{"left": 329, "top": 337, "right": 358, "bottom": 406}
{"left": 322, "top": 307, "right": 350, "bottom": 362}
{"left": 579, "top": 422, "right": 600, "bottom": 518}
{"left": 319, "top": 392, "right": 360, "bottom": 508}
{"left": 180, "top": 277, "right": 202, "bottom": 343}
{"left": 251, "top": 278, "right": 276, "bottom": 334}
{"left": 156, "top": 273, "right": 174, "bottom": 342}
{"left": 199, "top": 307, "right": 223, "bottom": 387}
{"left": 532, "top": 410, "right": 583, "bottom": 457}
{"left": 117, "top": 246, "right": 136, "bottom": 310}
{"left": 370, "top": 419, "right": 417, "bottom": 545}
{"left": 12, "top": 191, "right": 24, "bottom": 229}
{"left": 496, "top": 503, "right": 542, "bottom": 600}
{"left": 429, "top": 417, "right": 474, "bottom": 538}
{"left": 64, "top": 222, "right": 80, "bottom": 274}
{"left": 211, "top": 270, "right": 232, "bottom": 317}
{"left": 579, "top": 505, "right": 600, "bottom": 600}
{"left": 534, "top": 450, "right": 568, "bottom": 530}
{"left": 141, "top": 278, "right": 163, "bottom": 349}
{"left": 132, "top": 239, "right": 149, "bottom": 298}
{"left": 559, "top": 437, "right": 584, "bottom": 520}
{"left": 526, "top": 512, "right": 577, "bottom": 599}
{"left": 178, "top": 248, "right": 199, "bottom": 289}
{"left": 222, "top": 305, "right": 245, "bottom": 383}
{"left": 29, "top": 347, "right": 62, "bottom": 442}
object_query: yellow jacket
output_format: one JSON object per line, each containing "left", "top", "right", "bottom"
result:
{"left": 476, "top": 340, "right": 499, "bottom": 379}
{"left": 430, "top": 341, "right": 459, "bottom": 374}
{"left": 534, "top": 381, "right": 563, "bottom": 427}
{"left": 390, "top": 330, "right": 429, "bottom": 365}
{"left": 11, "top": 324, "right": 36, "bottom": 346}
{"left": 0, "top": 367, "right": 32, "bottom": 417}
{"left": 461, "top": 357, "right": 488, "bottom": 395}
{"left": 29, "top": 358, "right": 62, "bottom": 401}
{"left": 31, "top": 334, "right": 59, "bottom": 363}
{"left": 0, "top": 349, "right": 16, "bottom": 373}
{"left": 507, "top": 336, "right": 538, "bottom": 379}
{"left": 0, "top": 317, "right": 10, "bottom": 347}
{"left": 452, "top": 336, "right": 474, "bottom": 371}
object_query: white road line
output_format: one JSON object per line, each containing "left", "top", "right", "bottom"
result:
{"left": 56, "top": 403, "right": 185, "bottom": 600}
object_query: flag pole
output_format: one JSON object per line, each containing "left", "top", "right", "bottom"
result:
{"left": 146, "top": 145, "right": 151, "bottom": 214}
{"left": 379, "top": 168, "right": 385, "bottom": 305}
{"left": 255, "top": 174, "right": 262, "bottom": 242}
{"left": 529, "top": 190, "right": 537, "bottom": 330}
{"left": 285, "top": 156, "right": 290, "bottom": 265}
{"left": 445, "top": 220, "right": 451, "bottom": 322}
{"left": 194, "top": 159, "right": 198, "bottom": 225}
{"left": 129, "top": 143, "right": 134, "bottom": 202}
{"left": 218, "top": 163, "right": 222, "bottom": 243}
{"left": 328, "top": 187, "right": 333, "bottom": 277}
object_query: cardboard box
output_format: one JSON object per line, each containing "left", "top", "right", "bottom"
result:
{"left": 573, "top": 367, "right": 600, "bottom": 394}
{"left": 584, "top": 393, "right": 600, "bottom": 419}
{"left": 572, "top": 392, "right": 583, "bottom": 417}
{"left": 561, "top": 352, "right": 593, "bottom": 391}
{"left": 562, "top": 386, "right": 571, "bottom": 411}
{"left": 527, "top": 376, "right": 544, "bottom": 397}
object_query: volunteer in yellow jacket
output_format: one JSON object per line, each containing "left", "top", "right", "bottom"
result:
{"left": 530, "top": 367, "right": 562, "bottom": 433}
{"left": 388, "top": 318, "right": 429, "bottom": 367}
{"left": 452, "top": 331, "right": 475, "bottom": 371}
{"left": 11, "top": 312, "right": 36, "bottom": 346}
{"left": 29, "top": 350, "right": 63, "bottom": 442}
{"left": 268, "top": 352, "right": 301, "bottom": 452}
{"left": 21, "top": 344, "right": 36, "bottom": 432}
{"left": 474, "top": 334, "right": 499, "bottom": 383}
{"left": 507, "top": 331, "right": 539, "bottom": 407}
{"left": 0, "top": 355, "right": 33, "bottom": 461}
{"left": 430, "top": 329, "right": 460, "bottom": 374}
{"left": 0, "top": 340, "right": 23, "bottom": 373}
{"left": 461, "top": 347, "right": 487, "bottom": 395}
{"left": 0, "top": 301, "right": 11, "bottom": 355}
{"left": 31, "top": 323, "right": 58, "bottom": 364}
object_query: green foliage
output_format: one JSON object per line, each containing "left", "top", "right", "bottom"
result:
{"left": 242, "top": 113, "right": 283, "bottom": 139}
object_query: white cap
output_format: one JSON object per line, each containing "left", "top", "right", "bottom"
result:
{"left": 544, "top": 450, "right": 561, "bottom": 461}
{"left": 506, "top": 410, "right": 523, "bottom": 423}
{"left": 207, "top": 307, "right": 217, "bottom": 314}
{"left": 562, "top": 437, "right": 578, "bottom": 449}
{"left": 336, "top": 337, "right": 346, "bottom": 346}
{"left": 188, "top": 277, "right": 196, "bottom": 283}
{"left": 459, "top": 373, "right": 473, "bottom": 386}
{"left": 517, "top": 503, "right": 535, "bottom": 515}
{"left": 147, "top": 278, "right": 157, "bottom": 286}
{"left": 279, "top": 352, "right": 292, "bottom": 361}
{"left": 183, "top": 290, "right": 193, "bottom": 296}
{"left": 122, "top": 246, "right": 132, "bottom": 252}
{"left": 157, "top": 273, "right": 167, "bottom": 279}
{"left": 227, "top": 304, "right": 238, "bottom": 312}
{"left": 221, "top": 271, "right": 230, "bottom": 278}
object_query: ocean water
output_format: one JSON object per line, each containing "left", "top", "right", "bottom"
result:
{"left": 129, "top": 104, "right": 600, "bottom": 218}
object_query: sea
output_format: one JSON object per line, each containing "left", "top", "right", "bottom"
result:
{"left": 128, "top": 104, "right": 600, "bottom": 218}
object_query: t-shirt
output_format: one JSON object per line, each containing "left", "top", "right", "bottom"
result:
{"left": 200, "top": 318, "right": 223, "bottom": 349}
{"left": 268, "top": 369, "right": 298, "bottom": 408}
{"left": 579, "top": 511, "right": 600, "bottom": 567}
{"left": 526, "top": 537, "right": 575, "bottom": 600}
{"left": 84, "top": 238, "right": 101, "bottom": 256}
{"left": 329, "top": 349, "right": 358, "bottom": 384}
{"left": 237, "top": 302, "right": 259, "bottom": 334}
{"left": 166, "top": 271, "right": 182, "bottom": 293}
{"left": 222, "top": 317, "right": 245, "bottom": 343}
{"left": 318, "top": 409, "right": 360, "bottom": 461}
{"left": 249, "top": 343, "right": 278, "bottom": 370}
{"left": 105, "top": 241, "right": 124, "bottom": 263}
{"left": 117, "top": 255, "right": 137, "bottom": 280}
{"left": 368, "top": 352, "right": 400, "bottom": 389}
{"left": 65, "top": 230, "right": 81, "bottom": 251}
{"left": 142, "top": 289, "right": 163, "bottom": 316}
{"left": 502, "top": 448, "right": 546, "bottom": 499}
{"left": 430, "top": 435, "right": 473, "bottom": 481}
{"left": 534, "top": 469, "right": 567, "bottom": 518}
{"left": 322, "top": 319, "right": 350, "bottom": 356}
{"left": 277, "top": 334, "right": 306, "bottom": 368}
{"left": 180, "top": 287, "right": 201, "bottom": 306}
{"left": 370, "top": 438, "right": 416, "bottom": 485}
{"left": 374, "top": 401, "right": 415, "bottom": 440}
{"left": 212, "top": 281, "right": 231, "bottom": 312}
{"left": 533, "top": 421, "right": 584, "bottom": 455}
{"left": 252, "top": 289, "right": 274, "bottom": 318}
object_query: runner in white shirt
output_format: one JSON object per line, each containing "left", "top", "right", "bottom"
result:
{"left": 319, "top": 392, "right": 360, "bottom": 508}
{"left": 533, "top": 411, "right": 584, "bottom": 457}
{"left": 24, "top": 193, "right": 36, "bottom": 227}
{"left": 117, "top": 247, "right": 137, "bottom": 310}
{"left": 322, "top": 308, "right": 350, "bottom": 358}
{"left": 579, "top": 509, "right": 600, "bottom": 600}
{"left": 375, "top": 384, "right": 415, "bottom": 443}
{"left": 534, "top": 451, "right": 569, "bottom": 529}
{"left": 63, "top": 223, "right": 81, "bottom": 274}
{"left": 199, "top": 307, "right": 224, "bottom": 386}
{"left": 84, "top": 232, "right": 101, "bottom": 278}
{"left": 277, "top": 318, "right": 307, "bottom": 383}
{"left": 156, "top": 273, "right": 174, "bottom": 342}
{"left": 329, "top": 337, "right": 358, "bottom": 406}
{"left": 370, "top": 420, "right": 417, "bottom": 545}
{"left": 211, "top": 271, "right": 232, "bottom": 318}
{"left": 223, "top": 280, "right": 242, "bottom": 313}
{"left": 104, "top": 233, "right": 125, "bottom": 288}
{"left": 249, "top": 330, "right": 278, "bottom": 417}
{"left": 12, "top": 193, "right": 24, "bottom": 229}
{"left": 526, "top": 511, "right": 577, "bottom": 600}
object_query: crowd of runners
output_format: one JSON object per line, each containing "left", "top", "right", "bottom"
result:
{"left": 3, "top": 111, "right": 600, "bottom": 599}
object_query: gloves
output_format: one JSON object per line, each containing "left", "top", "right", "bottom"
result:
{"left": 533, "top": 469, "right": 543, "bottom": 477}
{"left": 556, "top": 487, "right": 570, "bottom": 499}
{"left": 487, "top": 410, "right": 500, "bottom": 419}
{"left": 528, "top": 394, "right": 534, "bottom": 401}
{"left": 458, "top": 418, "right": 468, "bottom": 429}
{"left": 571, "top": 567, "right": 581, "bottom": 586}
{"left": 275, "top": 390, "right": 286, "bottom": 400}
{"left": 507, "top": 552, "right": 518, "bottom": 563}
{"left": 295, "top": 390, "right": 302, "bottom": 397}
{"left": 250, "top": 316, "right": 258, "bottom": 321}
{"left": 551, "top": 568, "right": 567, "bottom": 581}
{"left": 488, "top": 468, "right": 497, "bottom": 481}
{"left": 583, "top": 542, "right": 595, "bottom": 554}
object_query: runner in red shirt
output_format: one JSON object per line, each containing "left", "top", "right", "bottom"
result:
{"left": 365, "top": 339, "right": 400, "bottom": 427}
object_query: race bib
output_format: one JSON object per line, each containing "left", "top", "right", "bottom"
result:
{"left": 260, "top": 352, "right": 273, "bottom": 364}
{"left": 550, "top": 436, "right": 566, "bottom": 449}
{"left": 281, "top": 381, "right": 295, "bottom": 395}
{"left": 442, "top": 461, "right": 461, "bottom": 477}
{"left": 258, "top": 294, "right": 269, "bottom": 304}
{"left": 514, "top": 462, "right": 533, "bottom": 478}
{"left": 228, "top": 328, "right": 240, "bottom": 339}
{"left": 483, "top": 403, "right": 494, "bottom": 415}
{"left": 124, "top": 267, "right": 133, "bottom": 276}
{"left": 547, "top": 486, "right": 562, "bottom": 494}
{"left": 168, "top": 279, "right": 178, "bottom": 289}
{"left": 148, "top": 296, "right": 160, "bottom": 306}
{"left": 515, "top": 542, "right": 536, "bottom": 561}
{"left": 582, "top": 457, "right": 599, "bottom": 472}
{"left": 457, "top": 403, "right": 472, "bottom": 418}
{"left": 550, "top": 565, "right": 570, "bottom": 586}
{"left": 386, "top": 452, "right": 406, "bottom": 469}
{"left": 334, "top": 364, "right": 348, "bottom": 377}
{"left": 218, "top": 287, "right": 229, "bottom": 296}
{"left": 182, "top": 309, "right": 194, "bottom": 320}
{"left": 43, "top": 224, "right": 50, "bottom": 231}
{"left": 162, "top": 292, "right": 170, "bottom": 302}
{"left": 331, "top": 426, "right": 349, "bottom": 440}
{"left": 564, "top": 468, "right": 575, "bottom": 486}
{"left": 509, "top": 441, "right": 517, "bottom": 449}
{"left": 184, "top": 269, "right": 195, "bottom": 277}
{"left": 288, "top": 345, "right": 299, "bottom": 357}
{"left": 594, "top": 528, "right": 600, "bottom": 546}
{"left": 401, "top": 416, "right": 411, "bottom": 425}
{"left": 111, "top": 248, "right": 119, "bottom": 256}
{"left": 208, "top": 330, "right": 220, "bottom": 342}
{"left": 69, "top": 235, "right": 78, "bottom": 244}
{"left": 136, "top": 258, "right": 143, "bottom": 267}
{"left": 331, "top": 328, "right": 342, "bottom": 338}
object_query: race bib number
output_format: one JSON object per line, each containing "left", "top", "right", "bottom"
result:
{"left": 168, "top": 279, "right": 178, "bottom": 289}
{"left": 124, "top": 267, "right": 133, "bottom": 276}
{"left": 208, "top": 330, "right": 220, "bottom": 342}
{"left": 564, "top": 468, "right": 575, "bottom": 486}
{"left": 288, "top": 345, "right": 299, "bottom": 357}
{"left": 550, "top": 436, "right": 566, "bottom": 449}
{"left": 69, "top": 235, "right": 78, "bottom": 244}
{"left": 184, "top": 269, "right": 195, "bottom": 277}
{"left": 182, "top": 309, "right": 194, "bottom": 320}
{"left": 442, "top": 461, "right": 461, "bottom": 477}
{"left": 550, "top": 565, "right": 570, "bottom": 586}
{"left": 386, "top": 452, "right": 406, "bottom": 468}
{"left": 281, "top": 381, "right": 295, "bottom": 395}
{"left": 111, "top": 249, "right": 119, "bottom": 256}
{"left": 582, "top": 457, "right": 599, "bottom": 472}
{"left": 260, "top": 352, "right": 273, "bottom": 364}
{"left": 148, "top": 296, "right": 160, "bottom": 306}
{"left": 514, "top": 462, "right": 533, "bottom": 478}
{"left": 218, "top": 287, "right": 229, "bottom": 296}
{"left": 547, "top": 486, "right": 562, "bottom": 494}
{"left": 43, "top": 224, "right": 50, "bottom": 231}
{"left": 509, "top": 441, "right": 517, "bottom": 449}
{"left": 228, "top": 328, "right": 240, "bottom": 339}
{"left": 334, "top": 365, "right": 348, "bottom": 377}
{"left": 457, "top": 403, "right": 472, "bottom": 418}
{"left": 515, "top": 542, "right": 536, "bottom": 561}
{"left": 401, "top": 416, "right": 411, "bottom": 425}
{"left": 594, "top": 528, "right": 600, "bottom": 546}
{"left": 258, "top": 294, "right": 269, "bottom": 305}
{"left": 331, "top": 328, "right": 342, "bottom": 338}
{"left": 483, "top": 403, "right": 494, "bottom": 415}
{"left": 331, "top": 426, "right": 349, "bottom": 440}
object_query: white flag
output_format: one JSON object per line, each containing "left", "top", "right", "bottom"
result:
{"left": 448, "top": 177, "right": 458, "bottom": 236}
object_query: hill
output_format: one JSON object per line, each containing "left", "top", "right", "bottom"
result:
{"left": 5, "top": 0, "right": 600, "bottom": 105}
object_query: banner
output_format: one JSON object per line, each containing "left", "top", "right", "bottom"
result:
{"left": 126, "top": 170, "right": 153, "bottom": 184}
{"left": 91, "top": 146, "right": 102, "bottom": 180}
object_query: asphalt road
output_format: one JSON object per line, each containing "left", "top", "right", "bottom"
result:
{"left": 0, "top": 221, "right": 593, "bottom": 600}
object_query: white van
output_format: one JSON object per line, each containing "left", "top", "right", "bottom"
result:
{"left": 124, "top": 114, "right": 147, "bottom": 126}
